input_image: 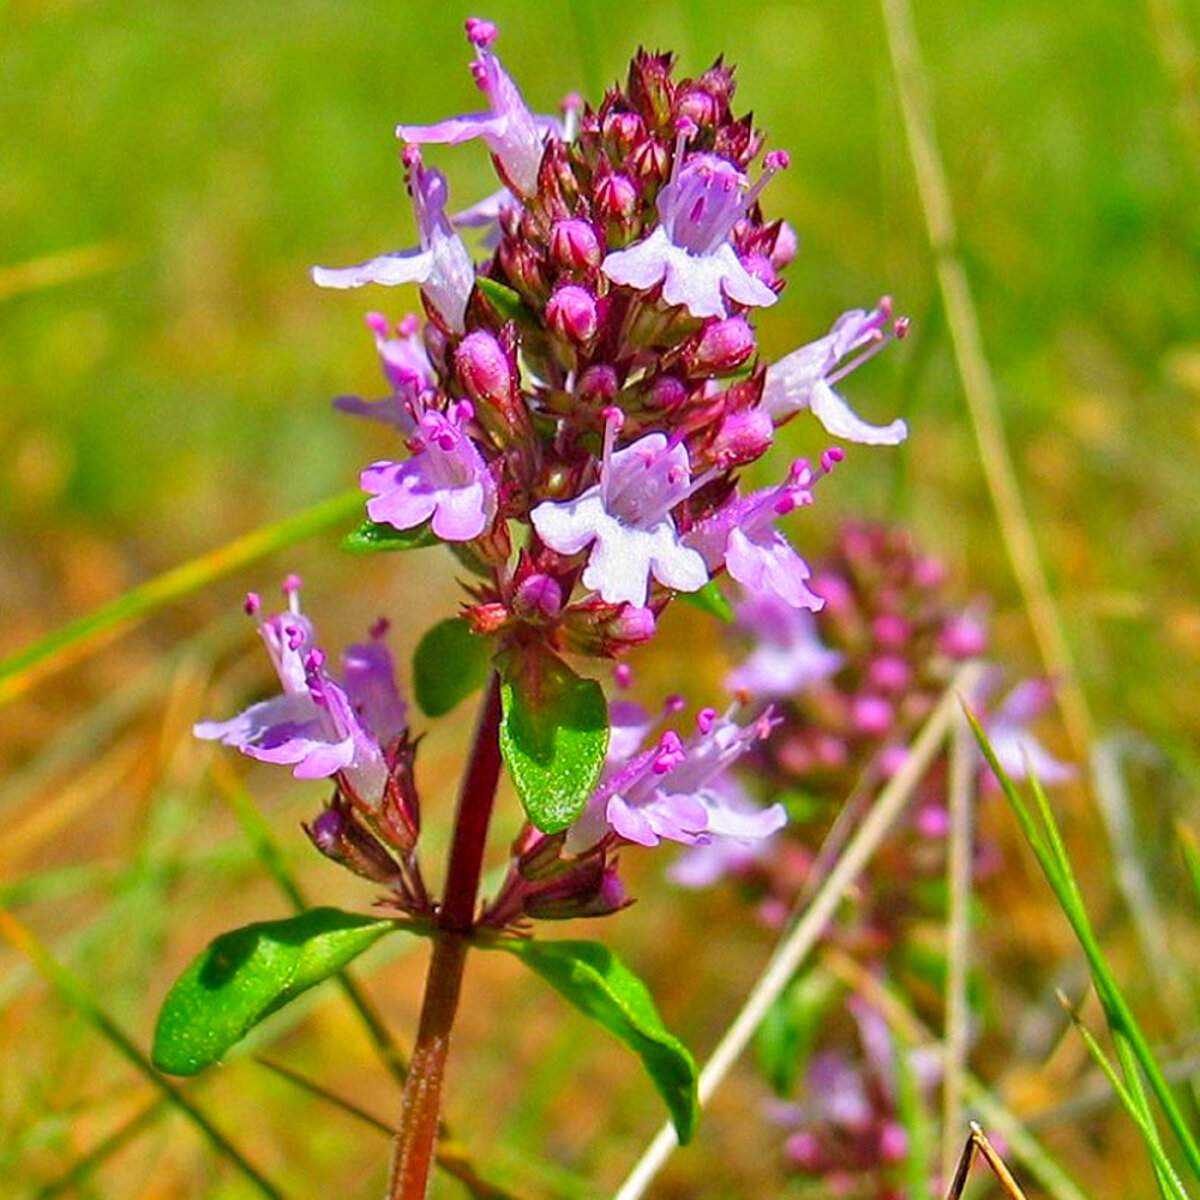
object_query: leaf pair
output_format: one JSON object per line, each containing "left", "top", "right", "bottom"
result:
{"left": 152, "top": 910, "right": 698, "bottom": 1142}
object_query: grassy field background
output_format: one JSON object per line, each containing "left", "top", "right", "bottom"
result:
{"left": 3, "top": 0, "right": 1200, "bottom": 1196}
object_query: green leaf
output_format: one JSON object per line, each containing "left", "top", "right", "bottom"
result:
{"left": 342, "top": 518, "right": 440, "bottom": 555}
{"left": 152, "top": 908, "right": 399, "bottom": 1075}
{"left": 413, "top": 619, "right": 493, "bottom": 717}
{"left": 486, "top": 938, "right": 699, "bottom": 1143}
{"left": 476, "top": 277, "right": 536, "bottom": 327}
{"left": 498, "top": 647, "right": 608, "bottom": 834}
{"left": 682, "top": 580, "right": 734, "bottom": 623}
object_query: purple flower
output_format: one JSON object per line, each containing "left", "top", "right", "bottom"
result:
{"left": 569, "top": 705, "right": 786, "bottom": 851}
{"left": 194, "top": 583, "right": 407, "bottom": 807}
{"left": 762, "top": 304, "right": 908, "bottom": 445}
{"left": 530, "top": 411, "right": 709, "bottom": 607}
{"left": 602, "top": 150, "right": 781, "bottom": 319}
{"left": 726, "top": 592, "right": 843, "bottom": 698}
{"left": 983, "top": 678, "right": 1075, "bottom": 784}
{"left": 333, "top": 313, "right": 433, "bottom": 433}
{"left": 361, "top": 400, "right": 497, "bottom": 541}
{"left": 688, "top": 459, "right": 824, "bottom": 610}
{"left": 311, "top": 152, "right": 475, "bottom": 335}
{"left": 396, "top": 19, "right": 550, "bottom": 196}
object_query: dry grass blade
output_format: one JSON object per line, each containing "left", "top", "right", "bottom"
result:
{"left": 946, "top": 1124, "right": 1031, "bottom": 1200}
{"left": 878, "top": 0, "right": 1095, "bottom": 760}
{"left": 942, "top": 708, "right": 976, "bottom": 1183}
{"left": 611, "top": 663, "right": 984, "bottom": 1200}
{"left": 0, "top": 905, "right": 287, "bottom": 1200}
{"left": 0, "top": 489, "right": 362, "bottom": 710}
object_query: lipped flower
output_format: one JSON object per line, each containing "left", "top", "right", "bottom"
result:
{"left": 194, "top": 580, "right": 407, "bottom": 808}
{"left": 981, "top": 676, "right": 1075, "bottom": 785}
{"left": 333, "top": 312, "right": 434, "bottom": 433}
{"left": 531, "top": 410, "right": 709, "bottom": 608}
{"left": 602, "top": 145, "right": 782, "bottom": 319}
{"left": 361, "top": 399, "right": 497, "bottom": 541}
{"left": 397, "top": 18, "right": 550, "bottom": 197}
{"left": 312, "top": 149, "right": 475, "bottom": 335}
{"left": 726, "top": 592, "right": 843, "bottom": 699}
{"left": 569, "top": 703, "right": 786, "bottom": 851}
{"left": 688, "top": 458, "right": 827, "bottom": 610}
{"left": 762, "top": 302, "right": 909, "bottom": 445}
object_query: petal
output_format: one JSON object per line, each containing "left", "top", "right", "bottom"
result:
{"left": 699, "top": 794, "right": 787, "bottom": 841}
{"left": 808, "top": 379, "right": 908, "bottom": 446}
{"left": 582, "top": 527, "right": 656, "bottom": 607}
{"left": 430, "top": 481, "right": 490, "bottom": 541}
{"left": 333, "top": 395, "right": 417, "bottom": 434}
{"left": 601, "top": 227, "right": 673, "bottom": 291}
{"left": 530, "top": 491, "right": 606, "bottom": 556}
{"left": 193, "top": 693, "right": 318, "bottom": 749}
{"left": 660, "top": 244, "right": 730, "bottom": 319}
{"left": 291, "top": 736, "right": 357, "bottom": 779}
{"left": 311, "top": 249, "right": 433, "bottom": 290}
{"left": 647, "top": 529, "right": 709, "bottom": 594}
{"left": 607, "top": 794, "right": 661, "bottom": 847}
{"left": 396, "top": 112, "right": 509, "bottom": 147}
{"left": 712, "top": 244, "right": 778, "bottom": 310}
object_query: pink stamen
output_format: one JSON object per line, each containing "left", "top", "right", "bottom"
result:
{"left": 465, "top": 17, "right": 498, "bottom": 47}
{"left": 696, "top": 707, "right": 717, "bottom": 734}
{"left": 243, "top": 592, "right": 261, "bottom": 616}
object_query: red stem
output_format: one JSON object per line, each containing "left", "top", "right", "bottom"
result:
{"left": 385, "top": 673, "right": 503, "bottom": 1200}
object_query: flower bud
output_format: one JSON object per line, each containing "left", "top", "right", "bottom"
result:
{"left": 629, "top": 137, "right": 669, "bottom": 181}
{"left": 549, "top": 218, "right": 602, "bottom": 272}
{"left": 851, "top": 694, "right": 894, "bottom": 736}
{"left": 871, "top": 613, "right": 910, "bottom": 650}
{"left": 645, "top": 374, "right": 688, "bottom": 410}
{"left": 523, "top": 860, "right": 628, "bottom": 920}
{"left": 939, "top": 613, "right": 988, "bottom": 658}
{"left": 867, "top": 655, "right": 912, "bottom": 693}
{"left": 685, "top": 316, "right": 756, "bottom": 375}
{"left": 456, "top": 330, "right": 513, "bottom": 410}
{"left": 608, "top": 604, "right": 656, "bottom": 645}
{"left": 306, "top": 806, "right": 401, "bottom": 884}
{"left": 577, "top": 364, "right": 619, "bottom": 407}
{"left": 675, "top": 86, "right": 720, "bottom": 128}
{"left": 711, "top": 408, "right": 774, "bottom": 468}
{"left": 603, "top": 109, "right": 645, "bottom": 152}
{"left": 595, "top": 172, "right": 639, "bottom": 223}
{"left": 514, "top": 573, "right": 563, "bottom": 620}
{"left": 771, "top": 220, "right": 799, "bottom": 268}
{"left": 785, "top": 1131, "right": 825, "bottom": 1173}
{"left": 545, "top": 284, "right": 598, "bottom": 343}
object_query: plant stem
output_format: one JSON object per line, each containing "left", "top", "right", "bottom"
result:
{"left": 386, "top": 673, "right": 504, "bottom": 1200}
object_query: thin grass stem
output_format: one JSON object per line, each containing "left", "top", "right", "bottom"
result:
{"left": 878, "top": 0, "right": 1095, "bottom": 761}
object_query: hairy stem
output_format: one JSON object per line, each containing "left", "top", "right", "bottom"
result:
{"left": 386, "top": 673, "right": 504, "bottom": 1200}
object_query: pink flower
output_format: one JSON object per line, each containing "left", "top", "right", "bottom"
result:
{"left": 311, "top": 152, "right": 475, "bottom": 334}
{"left": 531, "top": 412, "right": 709, "bottom": 607}
{"left": 362, "top": 401, "right": 497, "bottom": 541}
{"left": 763, "top": 303, "right": 908, "bottom": 445}
{"left": 396, "top": 19, "right": 553, "bottom": 196}
{"left": 726, "top": 592, "right": 843, "bottom": 698}
{"left": 602, "top": 150, "right": 780, "bottom": 319}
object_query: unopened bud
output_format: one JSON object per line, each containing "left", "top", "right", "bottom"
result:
{"left": 523, "top": 860, "right": 628, "bottom": 920}
{"left": 646, "top": 374, "right": 688, "bottom": 410}
{"left": 595, "top": 173, "right": 639, "bottom": 223}
{"left": 306, "top": 807, "right": 402, "bottom": 884}
{"left": 939, "top": 614, "right": 988, "bottom": 658}
{"left": 514, "top": 573, "right": 564, "bottom": 620}
{"left": 608, "top": 604, "right": 656, "bottom": 645}
{"left": 675, "top": 87, "right": 720, "bottom": 128}
{"left": 686, "top": 316, "right": 755, "bottom": 375}
{"left": 603, "top": 110, "right": 645, "bottom": 151}
{"left": 629, "top": 138, "right": 669, "bottom": 181}
{"left": 577, "top": 364, "right": 619, "bottom": 406}
{"left": 545, "top": 284, "right": 598, "bottom": 343}
{"left": 464, "top": 602, "right": 510, "bottom": 635}
{"left": 517, "top": 829, "right": 568, "bottom": 880}
{"left": 711, "top": 408, "right": 774, "bottom": 467}
{"left": 867, "top": 655, "right": 912, "bottom": 693}
{"left": 456, "top": 330, "right": 513, "bottom": 410}
{"left": 549, "top": 218, "right": 602, "bottom": 272}
{"left": 851, "top": 694, "right": 894, "bottom": 736}
{"left": 771, "top": 220, "right": 799, "bottom": 268}
{"left": 871, "top": 613, "right": 910, "bottom": 650}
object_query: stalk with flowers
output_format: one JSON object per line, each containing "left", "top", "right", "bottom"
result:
{"left": 152, "top": 19, "right": 909, "bottom": 1199}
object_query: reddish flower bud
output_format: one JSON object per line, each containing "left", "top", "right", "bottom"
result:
{"left": 851, "top": 694, "right": 894, "bottom": 735}
{"left": 305, "top": 806, "right": 401, "bottom": 884}
{"left": 549, "top": 218, "right": 602, "bottom": 271}
{"left": 603, "top": 109, "right": 645, "bottom": 151}
{"left": 545, "top": 284, "right": 598, "bottom": 343}
{"left": 675, "top": 86, "right": 720, "bottom": 128}
{"left": 514, "top": 573, "right": 564, "bottom": 619}
{"left": 871, "top": 613, "right": 910, "bottom": 650}
{"left": 711, "top": 408, "right": 774, "bottom": 468}
{"left": 686, "top": 315, "right": 756, "bottom": 375}
{"left": 939, "top": 614, "right": 988, "bottom": 658}
{"left": 456, "top": 330, "right": 513, "bottom": 410}
{"left": 629, "top": 137, "right": 670, "bottom": 181}
{"left": 595, "top": 172, "right": 639, "bottom": 222}
{"left": 608, "top": 604, "right": 656, "bottom": 645}
{"left": 867, "top": 655, "right": 912, "bottom": 693}
{"left": 464, "top": 602, "right": 510, "bottom": 634}
{"left": 646, "top": 374, "right": 688, "bottom": 410}
{"left": 771, "top": 220, "right": 799, "bottom": 267}
{"left": 575, "top": 364, "right": 618, "bottom": 408}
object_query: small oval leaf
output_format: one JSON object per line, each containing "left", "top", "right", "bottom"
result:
{"left": 342, "top": 518, "right": 440, "bottom": 555}
{"left": 499, "top": 648, "right": 608, "bottom": 834}
{"left": 413, "top": 619, "right": 493, "bottom": 717}
{"left": 475, "top": 277, "right": 537, "bottom": 327}
{"left": 152, "top": 908, "right": 398, "bottom": 1075}
{"left": 487, "top": 938, "right": 699, "bottom": 1143}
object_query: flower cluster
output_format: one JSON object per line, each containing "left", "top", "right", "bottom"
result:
{"left": 670, "top": 521, "right": 1072, "bottom": 1194}
{"left": 197, "top": 22, "right": 909, "bottom": 924}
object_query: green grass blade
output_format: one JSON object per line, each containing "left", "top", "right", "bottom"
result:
{"left": 0, "top": 489, "right": 362, "bottom": 710}
{"left": 1176, "top": 822, "right": 1200, "bottom": 917}
{"left": 1115, "top": 1028, "right": 1181, "bottom": 1200}
{"left": 891, "top": 1024, "right": 934, "bottom": 1200}
{"left": 971, "top": 716, "right": 1200, "bottom": 1180}
{"left": 1064, "top": 1000, "right": 1191, "bottom": 1200}
{"left": 0, "top": 905, "right": 287, "bottom": 1200}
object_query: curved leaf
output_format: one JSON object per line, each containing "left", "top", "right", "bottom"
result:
{"left": 414, "top": 618, "right": 493, "bottom": 717}
{"left": 683, "top": 580, "right": 734, "bottom": 624}
{"left": 487, "top": 937, "right": 699, "bottom": 1143}
{"left": 499, "top": 647, "right": 608, "bottom": 833}
{"left": 342, "top": 518, "right": 439, "bottom": 555}
{"left": 153, "top": 908, "right": 399, "bottom": 1075}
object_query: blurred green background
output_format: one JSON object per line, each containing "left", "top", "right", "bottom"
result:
{"left": 3, "top": 0, "right": 1200, "bottom": 1196}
